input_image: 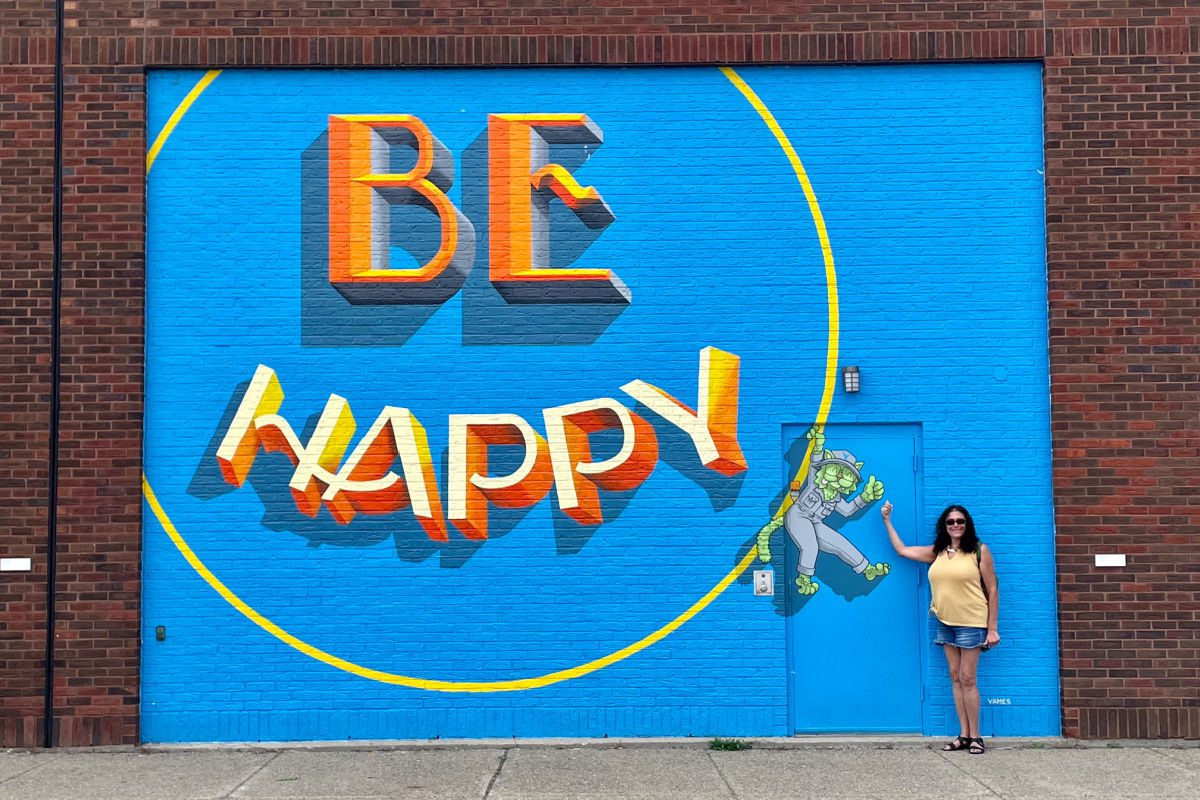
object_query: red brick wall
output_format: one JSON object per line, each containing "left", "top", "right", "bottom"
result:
{"left": 1045, "top": 51, "right": 1200, "bottom": 739}
{"left": 1, "top": 1, "right": 1196, "bottom": 745}
{"left": 52, "top": 62, "right": 146, "bottom": 748}
{"left": 0, "top": 65, "right": 54, "bottom": 750}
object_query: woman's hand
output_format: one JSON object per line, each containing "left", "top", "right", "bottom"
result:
{"left": 881, "top": 500, "right": 893, "bottom": 521}
{"left": 986, "top": 629, "right": 1000, "bottom": 648}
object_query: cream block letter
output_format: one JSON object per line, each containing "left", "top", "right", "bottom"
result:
{"left": 215, "top": 365, "right": 284, "bottom": 487}
{"left": 321, "top": 407, "right": 447, "bottom": 542}
{"left": 543, "top": 399, "right": 659, "bottom": 524}
{"left": 620, "top": 347, "right": 747, "bottom": 476}
{"left": 448, "top": 414, "right": 553, "bottom": 540}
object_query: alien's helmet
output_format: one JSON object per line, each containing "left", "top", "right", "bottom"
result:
{"left": 813, "top": 450, "right": 862, "bottom": 481}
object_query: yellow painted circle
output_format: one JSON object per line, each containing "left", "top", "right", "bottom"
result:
{"left": 143, "top": 67, "right": 839, "bottom": 691}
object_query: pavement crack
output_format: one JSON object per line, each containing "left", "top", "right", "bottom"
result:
{"left": 1146, "top": 747, "right": 1198, "bottom": 774}
{"left": 706, "top": 749, "right": 741, "bottom": 799}
{"left": 223, "top": 750, "right": 282, "bottom": 799}
{"left": 481, "top": 746, "right": 509, "bottom": 800}
{"left": 0, "top": 753, "right": 66, "bottom": 786}
{"left": 935, "top": 747, "right": 1005, "bottom": 798}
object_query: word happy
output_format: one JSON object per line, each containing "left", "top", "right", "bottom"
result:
{"left": 216, "top": 348, "right": 746, "bottom": 541}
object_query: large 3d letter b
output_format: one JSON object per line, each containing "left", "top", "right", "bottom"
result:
{"left": 328, "top": 114, "right": 475, "bottom": 304}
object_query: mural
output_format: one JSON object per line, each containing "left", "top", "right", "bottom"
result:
{"left": 756, "top": 425, "right": 889, "bottom": 596}
{"left": 214, "top": 348, "right": 741, "bottom": 539}
{"left": 143, "top": 65, "right": 1059, "bottom": 742}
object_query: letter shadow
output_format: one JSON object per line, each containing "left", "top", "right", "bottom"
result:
{"left": 188, "top": 388, "right": 437, "bottom": 564}
{"left": 184, "top": 389, "right": 584, "bottom": 569}
{"left": 549, "top": 427, "right": 642, "bottom": 556}
{"left": 187, "top": 380, "right": 251, "bottom": 501}
{"left": 300, "top": 133, "right": 443, "bottom": 347}
{"left": 631, "top": 401, "right": 745, "bottom": 512}
{"left": 244, "top": 453, "right": 427, "bottom": 555}
{"left": 436, "top": 444, "right": 535, "bottom": 569}
{"left": 459, "top": 132, "right": 627, "bottom": 345}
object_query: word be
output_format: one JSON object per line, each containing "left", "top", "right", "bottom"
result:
{"left": 216, "top": 348, "right": 746, "bottom": 541}
{"left": 329, "top": 113, "right": 625, "bottom": 305}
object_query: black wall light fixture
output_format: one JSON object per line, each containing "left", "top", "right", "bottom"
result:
{"left": 842, "top": 365, "right": 860, "bottom": 393}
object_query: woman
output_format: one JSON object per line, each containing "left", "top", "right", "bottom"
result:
{"left": 881, "top": 501, "right": 999, "bottom": 754}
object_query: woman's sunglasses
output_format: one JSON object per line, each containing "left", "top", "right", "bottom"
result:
{"left": 945, "top": 518, "right": 967, "bottom": 527}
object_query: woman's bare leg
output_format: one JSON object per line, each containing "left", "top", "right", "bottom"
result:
{"left": 957, "top": 645, "right": 982, "bottom": 739}
{"left": 942, "top": 644, "right": 967, "bottom": 737}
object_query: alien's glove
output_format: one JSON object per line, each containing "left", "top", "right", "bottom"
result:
{"left": 860, "top": 475, "right": 884, "bottom": 503}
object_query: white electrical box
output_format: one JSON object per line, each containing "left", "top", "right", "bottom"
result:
{"left": 753, "top": 569, "right": 774, "bottom": 596}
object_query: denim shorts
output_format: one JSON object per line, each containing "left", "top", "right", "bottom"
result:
{"left": 933, "top": 619, "right": 987, "bottom": 650}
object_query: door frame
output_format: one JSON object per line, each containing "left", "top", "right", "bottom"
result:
{"left": 781, "top": 421, "right": 929, "bottom": 734}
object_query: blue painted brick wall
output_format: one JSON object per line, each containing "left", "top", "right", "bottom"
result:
{"left": 142, "top": 63, "right": 1057, "bottom": 742}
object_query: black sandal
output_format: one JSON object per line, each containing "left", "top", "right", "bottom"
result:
{"left": 968, "top": 737, "right": 985, "bottom": 755}
{"left": 942, "top": 736, "right": 971, "bottom": 752}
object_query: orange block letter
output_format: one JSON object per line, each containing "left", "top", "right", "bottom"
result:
{"left": 543, "top": 399, "right": 659, "bottom": 525}
{"left": 328, "top": 114, "right": 475, "bottom": 304}
{"left": 215, "top": 367, "right": 446, "bottom": 537}
{"left": 447, "top": 414, "right": 554, "bottom": 540}
{"left": 488, "top": 114, "right": 625, "bottom": 304}
{"left": 321, "top": 407, "right": 448, "bottom": 542}
{"left": 620, "top": 347, "right": 747, "bottom": 476}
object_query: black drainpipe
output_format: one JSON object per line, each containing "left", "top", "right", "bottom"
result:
{"left": 44, "top": 0, "right": 65, "bottom": 749}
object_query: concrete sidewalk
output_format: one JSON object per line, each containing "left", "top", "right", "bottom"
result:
{"left": 2, "top": 738, "right": 1198, "bottom": 800}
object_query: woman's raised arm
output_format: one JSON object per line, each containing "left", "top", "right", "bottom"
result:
{"left": 881, "top": 501, "right": 936, "bottom": 563}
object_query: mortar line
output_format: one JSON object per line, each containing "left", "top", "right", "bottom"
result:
{"left": 223, "top": 750, "right": 282, "bottom": 799}
{"left": 706, "top": 749, "right": 741, "bottom": 800}
{"left": 480, "top": 746, "right": 510, "bottom": 800}
{"left": 0, "top": 753, "right": 67, "bottom": 786}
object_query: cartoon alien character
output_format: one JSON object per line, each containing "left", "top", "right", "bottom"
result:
{"left": 756, "top": 425, "right": 891, "bottom": 595}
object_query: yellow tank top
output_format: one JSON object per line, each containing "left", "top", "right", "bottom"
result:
{"left": 928, "top": 549, "right": 989, "bottom": 628}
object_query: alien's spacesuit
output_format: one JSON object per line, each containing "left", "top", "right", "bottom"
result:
{"left": 786, "top": 448, "right": 873, "bottom": 578}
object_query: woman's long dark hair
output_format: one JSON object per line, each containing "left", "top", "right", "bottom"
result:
{"left": 933, "top": 505, "right": 979, "bottom": 555}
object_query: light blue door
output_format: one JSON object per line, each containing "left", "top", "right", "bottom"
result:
{"left": 784, "top": 423, "right": 923, "bottom": 733}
